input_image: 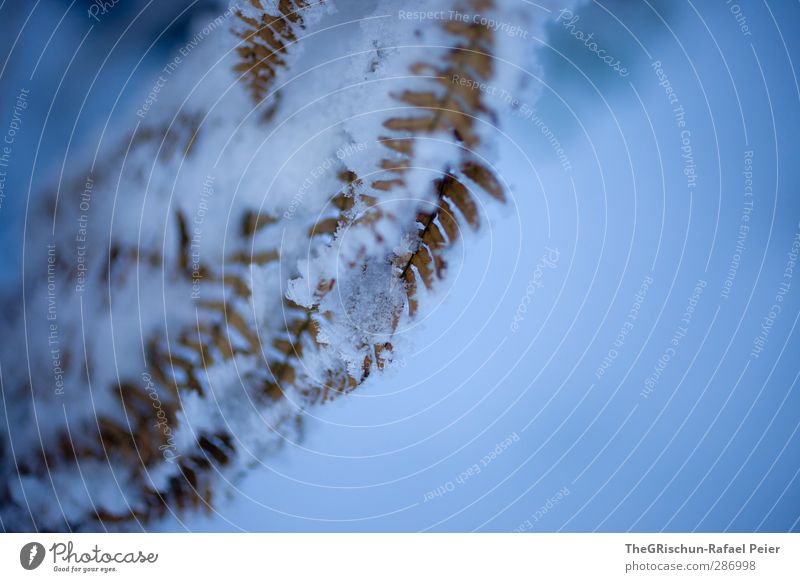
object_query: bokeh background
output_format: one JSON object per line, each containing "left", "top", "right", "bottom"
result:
{"left": 1, "top": 0, "right": 798, "bottom": 532}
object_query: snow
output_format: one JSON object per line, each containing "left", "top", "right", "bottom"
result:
{"left": 1, "top": 0, "right": 573, "bottom": 531}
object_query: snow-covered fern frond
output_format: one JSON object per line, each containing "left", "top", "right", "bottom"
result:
{"left": 233, "top": 0, "right": 330, "bottom": 110}
{"left": 0, "top": 0, "right": 573, "bottom": 531}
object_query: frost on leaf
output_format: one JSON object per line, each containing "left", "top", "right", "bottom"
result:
{"left": 0, "top": 0, "right": 565, "bottom": 530}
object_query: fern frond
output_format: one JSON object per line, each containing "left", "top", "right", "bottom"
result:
{"left": 0, "top": 0, "right": 563, "bottom": 531}
{"left": 233, "top": 0, "right": 323, "bottom": 107}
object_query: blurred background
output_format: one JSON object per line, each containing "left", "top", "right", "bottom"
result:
{"left": 1, "top": 0, "right": 798, "bottom": 532}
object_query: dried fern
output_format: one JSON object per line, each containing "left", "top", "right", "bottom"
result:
{"left": 0, "top": 0, "right": 560, "bottom": 530}
{"left": 298, "top": 0, "right": 508, "bottom": 370}
{"left": 233, "top": 0, "right": 322, "bottom": 108}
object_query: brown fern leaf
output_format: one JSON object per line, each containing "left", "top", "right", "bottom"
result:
{"left": 442, "top": 175, "right": 480, "bottom": 229}
{"left": 307, "top": 169, "right": 369, "bottom": 240}
{"left": 233, "top": 0, "right": 317, "bottom": 105}
{"left": 302, "top": 368, "right": 360, "bottom": 406}
{"left": 93, "top": 431, "right": 234, "bottom": 525}
{"left": 250, "top": 298, "right": 320, "bottom": 402}
{"left": 368, "top": 5, "right": 506, "bottom": 320}
{"left": 374, "top": 15, "right": 494, "bottom": 159}
{"left": 242, "top": 209, "right": 278, "bottom": 235}
{"left": 398, "top": 173, "right": 485, "bottom": 316}
{"left": 370, "top": 0, "right": 504, "bottom": 205}
{"left": 461, "top": 160, "right": 504, "bottom": 202}
{"left": 229, "top": 249, "right": 280, "bottom": 265}
{"left": 308, "top": 217, "right": 339, "bottom": 237}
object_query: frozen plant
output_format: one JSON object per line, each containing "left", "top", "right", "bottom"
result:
{"left": 0, "top": 0, "right": 575, "bottom": 530}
